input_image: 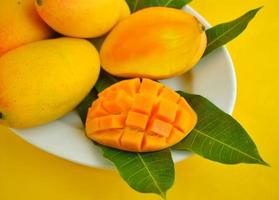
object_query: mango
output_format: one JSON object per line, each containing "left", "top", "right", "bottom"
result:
{"left": 119, "top": 0, "right": 131, "bottom": 20}
{"left": 86, "top": 78, "right": 197, "bottom": 152}
{"left": 0, "top": 0, "right": 53, "bottom": 56}
{"left": 100, "top": 7, "right": 207, "bottom": 79}
{"left": 0, "top": 37, "right": 100, "bottom": 128}
{"left": 35, "top": 0, "right": 130, "bottom": 38}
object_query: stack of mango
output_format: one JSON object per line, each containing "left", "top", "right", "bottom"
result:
{"left": 0, "top": 0, "right": 206, "bottom": 152}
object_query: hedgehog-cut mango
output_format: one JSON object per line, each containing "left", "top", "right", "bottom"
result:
{"left": 86, "top": 78, "right": 197, "bottom": 152}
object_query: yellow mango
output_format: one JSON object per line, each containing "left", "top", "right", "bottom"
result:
{"left": 119, "top": 0, "right": 131, "bottom": 20}
{"left": 100, "top": 7, "right": 207, "bottom": 79}
{"left": 35, "top": 0, "right": 130, "bottom": 38}
{"left": 0, "top": 37, "right": 100, "bottom": 128}
{"left": 0, "top": 0, "right": 53, "bottom": 56}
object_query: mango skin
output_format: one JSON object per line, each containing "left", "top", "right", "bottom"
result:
{"left": 119, "top": 0, "right": 131, "bottom": 20}
{"left": 35, "top": 0, "right": 130, "bottom": 38}
{"left": 100, "top": 7, "right": 207, "bottom": 79}
{"left": 0, "top": 37, "right": 100, "bottom": 128}
{"left": 0, "top": 0, "right": 53, "bottom": 56}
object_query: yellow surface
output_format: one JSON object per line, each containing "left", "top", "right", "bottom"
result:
{"left": 0, "top": 0, "right": 278, "bottom": 199}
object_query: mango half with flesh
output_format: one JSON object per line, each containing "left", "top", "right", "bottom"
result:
{"left": 100, "top": 7, "right": 207, "bottom": 79}
{"left": 0, "top": 0, "right": 53, "bottom": 56}
{"left": 0, "top": 37, "right": 100, "bottom": 128}
{"left": 86, "top": 78, "right": 197, "bottom": 152}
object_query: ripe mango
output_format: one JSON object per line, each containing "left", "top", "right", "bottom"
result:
{"left": 35, "top": 0, "right": 130, "bottom": 38}
{"left": 86, "top": 78, "right": 197, "bottom": 152}
{"left": 0, "top": 0, "right": 53, "bottom": 56}
{"left": 119, "top": 0, "right": 131, "bottom": 20}
{"left": 100, "top": 7, "right": 207, "bottom": 79}
{"left": 0, "top": 37, "right": 100, "bottom": 128}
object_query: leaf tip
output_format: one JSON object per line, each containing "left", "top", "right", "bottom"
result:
{"left": 256, "top": 6, "right": 264, "bottom": 11}
{"left": 260, "top": 159, "right": 271, "bottom": 167}
{"left": 253, "top": 6, "right": 264, "bottom": 15}
{"left": 250, "top": 6, "right": 264, "bottom": 16}
{"left": 160, "top": 192, "right": 167, "bottom": 200}
{"left": 256, "top": 154, "right": 270, "bottom": 166}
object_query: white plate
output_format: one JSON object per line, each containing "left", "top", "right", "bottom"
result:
{"left": 11, "top": 6, "right": 236, "bottom": 169}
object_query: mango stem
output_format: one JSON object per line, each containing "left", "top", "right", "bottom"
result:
{"left": 36, "top": 0, "right": 43, "bottom": 6}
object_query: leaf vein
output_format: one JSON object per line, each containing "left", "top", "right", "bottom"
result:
{"left": 137, "top": 153, "right": 165, "bottom": 197}
{"left": 207, "top": 11, "right": 256, "bottom": 48}
{"left": 192, "top": 128, "right": 262, "bottom": 163}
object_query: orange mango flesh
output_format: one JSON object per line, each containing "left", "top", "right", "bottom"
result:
{"left": 86, "top": 78, "right": 197, "bottom": 152}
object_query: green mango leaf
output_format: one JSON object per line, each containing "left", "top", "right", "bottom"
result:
{"left": 77, "top": 74, "right": 175, "bottom": 199}
{"left": 173, "top": 91, "right": 268, "bottom": 166}
{"left": 204, "top": 7, "right": 262, "bottom": 56}
{"left": 77, "top": 89, "right": 98, "bottom": 123}
{"left": 89, "top": 36, "right": 106, "bottom": 51}
{"left": 77, "top": 72, "right": 268, "bottom": 199}
{"left": 100, "top": 145, "right": 174, "bottom": 199}
{"left": 95, "top": 71, "right": 119, "bottom": 92}
{"left": 126, "top": 0, "right": 192, "bottom": 12}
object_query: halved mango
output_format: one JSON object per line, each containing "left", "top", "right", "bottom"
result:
{"left": 86, "top": 78, "right": 197, "bottom": 152}
{"left": 100, "top": 7, "right": 207, "bottom": 79}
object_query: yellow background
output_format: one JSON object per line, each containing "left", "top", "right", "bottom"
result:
{"left": 1, "top": 0, "right": 278, "bottom": 199}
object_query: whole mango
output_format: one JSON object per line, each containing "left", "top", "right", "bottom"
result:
{"left": 0, "top": 0, "right": 53, "bottom": 56}
{"left": 0, "top": 37, "right": 100, "bottom": 128}
{"left": 100, "top": 7, "right": 207, "bottom": 79}
{"left": 35, "top": 0, "right": 130, "bottom": 38}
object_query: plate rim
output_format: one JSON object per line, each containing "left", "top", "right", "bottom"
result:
{"left": 185, "top": 6, "right": 237, "bottom": 115}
